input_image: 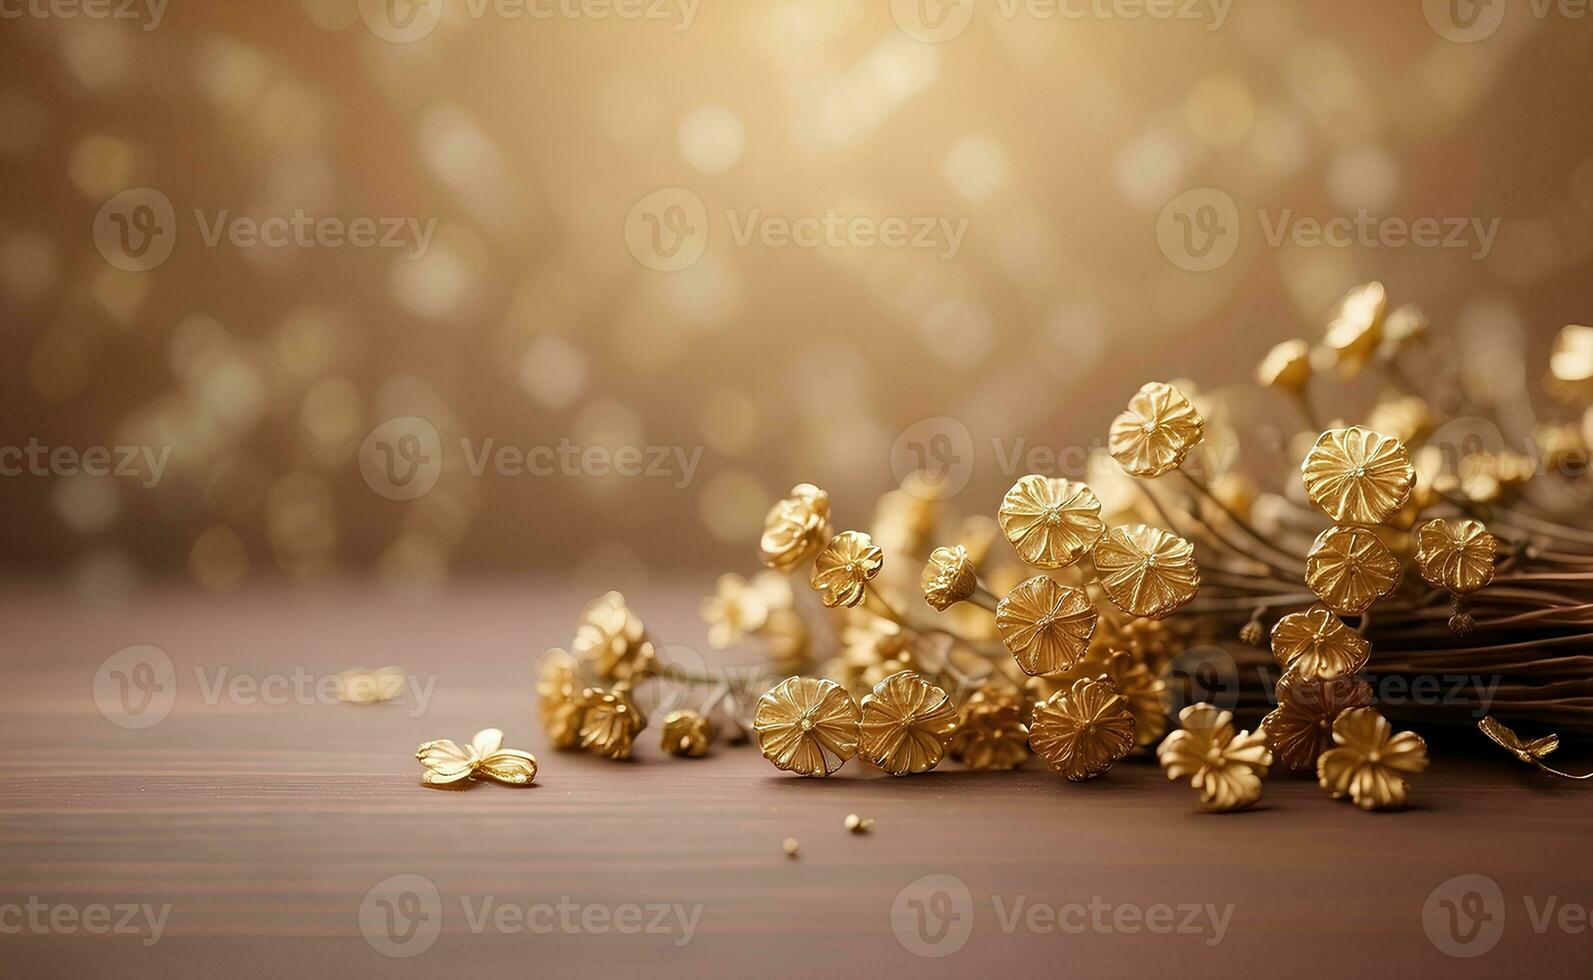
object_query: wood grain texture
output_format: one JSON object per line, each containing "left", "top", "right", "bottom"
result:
{"left": 2, "top": 583, "right": 1589, "bottom": 978}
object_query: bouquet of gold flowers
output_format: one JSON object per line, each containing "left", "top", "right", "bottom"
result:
{"left": 538, "top": 284, "right": 1593, "bottom": 808}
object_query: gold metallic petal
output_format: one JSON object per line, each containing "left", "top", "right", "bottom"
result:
{"left": 1305, "top": 526, "right": 1401, "bottom": 616}
{"left": 1093, "top": 524, "right": 1200, "bottom": 620}
{"left": 921, "top": 545, "right": 978, "bottom": 611}
{"left": 997, "top": 476, "right": 1105, "bottom": 569}
{"left": 1108, "top": 382, "right": 1206, "bottom": 478}
{"left": 1269, "top": 606, "right": 1371, "bottom": 680}
{"left": 753, "top": 676, "right": 861, "bottom": 777}
{"left": 810, "top": 531, "right": 884, "bottom": 609}
{"left": 858, "top": 670, "right": 960, "bottom": 775}
{"left": 759, "top": 483, "right": 833, "bottom": 570}
{"left": 1301, "top": 426, "right": 1414, "bottom": 524}
{"left": 1316, "top": 708, "right": 1428, "bottom": 810}
{"left": 1415, "top": 518, "right": 1498, "bottom": 595}
{"left": 1029, "top": 677, "right": 1136, "bottom": 781}
{"left": 1261, "top": 671, "right": 1373, "bottom": 771}
{"left": 995, "top": 575, "right": 1098, "bottom": 675}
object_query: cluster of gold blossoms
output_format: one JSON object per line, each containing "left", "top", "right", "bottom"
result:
{"left": 535, "top": 284, "right": 1593, "bottom": 806}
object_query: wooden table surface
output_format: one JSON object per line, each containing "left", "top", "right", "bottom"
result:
{"left": 3, "top": 582, "right": 1589, "bottom": 978}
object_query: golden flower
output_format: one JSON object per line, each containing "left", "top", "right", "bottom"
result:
{"left": 1477, "top": 715, "right": 1560, "bottom": 766}
{"left": 752, "top": 676, "right": 862, "bottom": 777}
{"left": 661, "top": 709, "right": 714, "bottom": 758}
{"left": 572, "top": 591, "right": 656, "bottom": 683}
{"left": 995, "top": 575, "right": 1098, "bottom": 676}
{"left": 1317, "top": 708, "right": 1429, "bottom": 810}
{"left": 859, "top": 670, "right": 960, "bottom": 775}
{"left": 1269, "top": 605, "right": 1371, "bottom": 680}
{"left": 1093, "top": 524, "right": 1201, "bottom": 620}
{"left": 1108, "top": 381, "right": 1206, "bottom": 478}
{"left": 949, "top": 688, "right": 1030, "bottom": 770}
{"left": 922, "top": 545, "right": 978, "bottom": 611}
{"left": 1029, "top": 678, "right": 1136, "bottom": 781}
{"left": 1301, "top": 426, "right": 1415, "bottom": 524}
{"left": 1415, "top": 518, "right": 1498, "bottom": 595}
{"left": 416, "top": 728, "right": 538, "bottom": 787}
{"left": 537, "top": 648, "right": 586, "bottom": 748}
{"left": 1033, "top": 648, "right": 1167, "bottom": 748}
{"left": 759, "top": 483, "right": 833, "bottom": 570}
{"left": 578, "top": 687, "right": 647, "bottom": 760}
{"left": 699, "top": 573, "right": 770, "bottom": 650}
{"left": 1256, "top": 339, "right": 1313, "bottom": 392}
{"left": 1305, "top": 526, "right": 1402, "bottom": 616}
{"left": 997, "top": 476, "right": 1105, "bottom": 569}
{"left": 1262, "top": 671, "right": 1373, "bottom": 771}
{"left": 1157, "top": 703, "right": 1272, "bottom": 811}
{"left": 1321, "top": 281, "right": 1387, "bottom": 379}
{"left": 810, "top": 530, "right": 884, "bottom": 609}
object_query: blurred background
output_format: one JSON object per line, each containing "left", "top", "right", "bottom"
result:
{"left": 3, "top": 0, "right": 1591, "bottom": 599}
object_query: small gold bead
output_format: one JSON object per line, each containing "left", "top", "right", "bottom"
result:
{"left": 782, "top": 837, "right": 800, "bottom": 858}
{"left": 844, "top": 813, "right": 874, "bottom": 834}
